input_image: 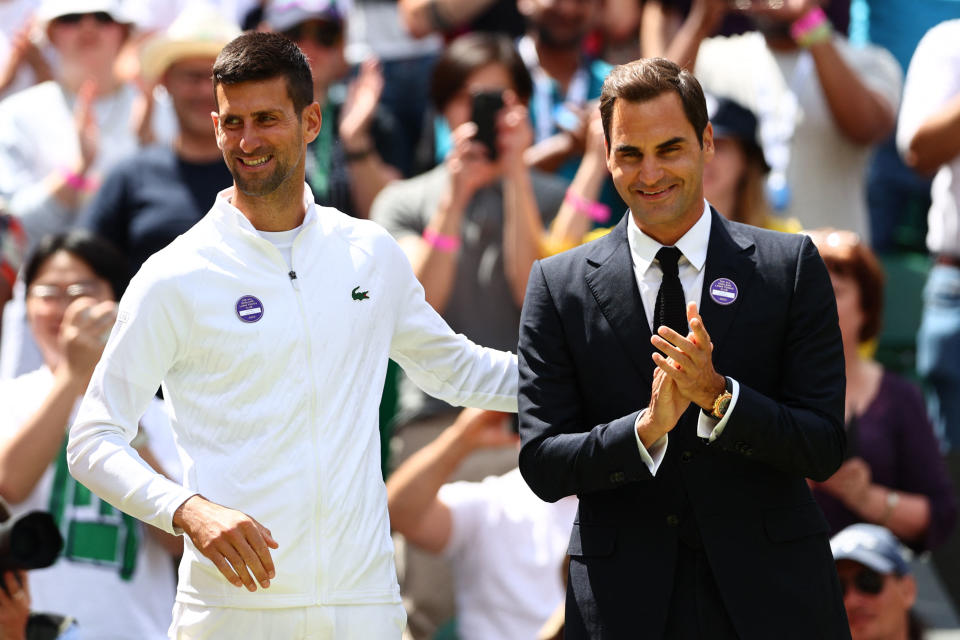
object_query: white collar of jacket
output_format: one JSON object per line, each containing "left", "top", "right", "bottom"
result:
{"left": 208, "top": 182, "right": 323, "bottom": 239}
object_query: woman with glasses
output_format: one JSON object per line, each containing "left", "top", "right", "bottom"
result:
{"left": 807, "top": 228, "right": 957, "bottom": 553}
{"left": 0, "top": 231, "right": 181, "bottom": 639}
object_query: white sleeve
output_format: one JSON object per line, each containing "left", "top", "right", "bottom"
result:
{"left": 388, "top": 245, "right": 518, "bottom": 412}
{"left": 897, "top": 23, "right": 960, "bottom": 155}
{"left": 67, "top": 263, "right": 196, "bottom": 534}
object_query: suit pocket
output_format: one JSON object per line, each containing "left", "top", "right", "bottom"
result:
{"left": 763, "top": 501, "right": 829, "bottom": 542}
{"left": 568, "top": 523, "right": 616, "bottom": 557}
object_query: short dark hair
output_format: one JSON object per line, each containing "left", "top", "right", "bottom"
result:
{"left": 23, "top": 231, "right": 130, "bottom": 300}
{"left": 430, "top": 32, "right": 533, "bottom": 112}
{"left": 599, "top": 57, "right": 709, "bottom": 149}
{"left": 807, "top": 228, "right": 886, "bottom": 343}
{"left": 213, "top": 32, "right": 314, "bottom": 115}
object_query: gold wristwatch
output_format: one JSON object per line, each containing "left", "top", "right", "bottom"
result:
{"left": 709, "top": 378, "right": 733, "bottom": 420}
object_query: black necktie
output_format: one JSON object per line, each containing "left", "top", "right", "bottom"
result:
{"left": 654, "top": 246, "right": 688, "bottom": 336}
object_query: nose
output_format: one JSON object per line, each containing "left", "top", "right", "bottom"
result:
{"left": 637, "top": 155, "right": 665, "bottom": 185}
{"left": 238, "top": 124, "right": 262, "bottom": 154}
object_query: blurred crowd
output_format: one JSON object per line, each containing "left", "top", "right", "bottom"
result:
{"left": 0, "top": 0, "right": 958, "bottom": 638}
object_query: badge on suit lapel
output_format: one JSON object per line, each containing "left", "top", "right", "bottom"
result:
{"left": 708, "top": 278, "right": 738, "bottom": 306}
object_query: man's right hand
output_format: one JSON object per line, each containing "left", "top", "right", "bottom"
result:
{"left": 637, "top": 367, "right": 690, "bottom": 449}
{"left": 173, "top": 495, "right": 279, "bottom": 592}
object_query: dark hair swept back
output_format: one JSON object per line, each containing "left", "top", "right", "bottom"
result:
{"left": 23, "top": 231, "right": 131, "bottom": 300}
{"left": 599, "top": 57, "right": 709, "bottom": 149}
{"left": 430, "top": 32, "right": 533, "bottom": 112}
{"left": 213, "top": 31, "right": 315, "bottom": 115}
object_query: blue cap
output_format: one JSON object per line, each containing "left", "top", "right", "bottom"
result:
{"left": 830, "top": 524, "right": 911, "bottom": 576}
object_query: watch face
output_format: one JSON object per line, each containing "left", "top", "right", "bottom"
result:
{"left": 713, "top": 393, "right": 732, "bottom": 418}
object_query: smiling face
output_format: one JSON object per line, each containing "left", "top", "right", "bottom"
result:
{"left": 606, "top": 92, "right": 714, "bottom": 245}
{"left": 212, "top": 76, "right": 320, "bottom": 199}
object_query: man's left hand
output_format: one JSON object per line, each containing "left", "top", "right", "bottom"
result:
{"left": 651, "top": 301, "right": 725, "bottom": 410}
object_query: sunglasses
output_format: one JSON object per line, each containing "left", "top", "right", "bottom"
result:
{"left": 53, "top": 12, "right": 116, "bottom": 26}
{"left": 282, "top": 21, "right": 343, "bottom": 48}
{"left": 839, "top": 567, "right": 886, "bottom": 597}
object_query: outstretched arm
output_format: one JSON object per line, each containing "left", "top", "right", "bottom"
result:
{"left": 387, "top": 408, "right": 516, "bottom": 553}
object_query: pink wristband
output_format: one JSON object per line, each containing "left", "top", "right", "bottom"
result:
{"left": 59, "top": 167, "right": 90, "bottom": 191}
{"left": 422, "top": 228, "right": 461, "bottom": 252}
{"left": 565, "top": 190, "right": 611, "bottom": 223}
{"left": 790, "top": 7, "right": 830, "bottom": 43}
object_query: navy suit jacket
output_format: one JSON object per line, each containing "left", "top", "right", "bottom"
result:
{"left": 518, "top": 210, "right": 850, "bottom": 639}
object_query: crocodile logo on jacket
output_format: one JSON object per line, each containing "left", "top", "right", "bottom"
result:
{"left": 352, "top": 286, "right": 370, "bottom": 301}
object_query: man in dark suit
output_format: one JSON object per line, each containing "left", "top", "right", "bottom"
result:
{"left": 517, "top": 57, "right": 851, "bottom": 639}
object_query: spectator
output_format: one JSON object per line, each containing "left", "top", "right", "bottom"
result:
{"left": 807, "top": 227, "right": 957, "bottom": 551}
{"left": 265, "top": 0, "right": 404, "bottom": 218}
{"left": 850, "top": 0, "right": 959, "bottom": 253}
{"left": 0, "top": 0, "right": 174, "bottom": 248}
{"left": 667, "top": 0, "right": 900, "bottom": 242}
{"left": 371, "top": 32, "right": 565, "bottom": 639}
{"left": 831, "top": 523, "right": 925, "bottom": 640}
{"left": 80, "top": 5, "right": 238, "bottom": 275}
{"left": 387, "top": 408, "right": 576, "bottom": 640}
{"left": 703, "top": 95, "right": 801, "bottom": 231}
{"left": 897, "top": 16, "right": 960, "bottom": 610}
{"left": 0, "top": 231, "right": 181, "bottom": 640}
{"left": 345, "top": 0, "right": 443, "bottom": 177}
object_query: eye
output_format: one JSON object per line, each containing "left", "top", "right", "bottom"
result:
{"left": 221, "top": 116, "right": 242, "bottom": 128}
{"left": 661, "top": 145, "right": 680, "bottom": 155}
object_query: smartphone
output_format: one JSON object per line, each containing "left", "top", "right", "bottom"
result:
{"left": 470, "top": 90, "right": 504, "bottom": 160}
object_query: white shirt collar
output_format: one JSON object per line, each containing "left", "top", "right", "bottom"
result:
{"left": 213, "top": 182, "right": 318, "bottom": 234}
{"left": 627, "top": 199, "right": 712, "bottom": 274}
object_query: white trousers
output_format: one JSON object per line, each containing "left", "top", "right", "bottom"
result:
{"left": 169, "top": 602, "right": 407, "bottom": 640}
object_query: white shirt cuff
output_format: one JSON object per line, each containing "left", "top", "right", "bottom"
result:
{"left": 697, "top": 377, "right": 740, "bottom": 442}
{"left": 634, "top": 409, "right": 668, "bottom": 476}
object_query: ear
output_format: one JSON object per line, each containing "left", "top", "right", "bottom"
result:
{"left": 702, "top": 122, "right": 715, "bottom": 163}
{"left": 302, "top": 102, "right": 322, "bottom": 144}
{"left": 210, "top": 112, "right": 223, "bottom": 150}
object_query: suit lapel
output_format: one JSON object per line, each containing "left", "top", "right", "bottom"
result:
{"left": 699, "top": 209, "right": 757, "bottom": 351}
{"left": 584, "top": 217, "right": 656, "bottom": 383}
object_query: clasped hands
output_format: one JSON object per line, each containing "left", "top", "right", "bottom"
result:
{"left": 637, "top": 302, "right": 726, "bottom": 448}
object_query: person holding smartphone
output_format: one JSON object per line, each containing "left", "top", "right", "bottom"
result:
{"left": 371, "top": 32, "right": 567, "bottom": 640}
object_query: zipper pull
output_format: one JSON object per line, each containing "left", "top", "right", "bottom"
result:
{"left": 289, "top": 270, "right": 300, "bottom": 290}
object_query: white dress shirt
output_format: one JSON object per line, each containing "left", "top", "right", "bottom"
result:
{"left": 625, "top": 200, "right": 740, "bottom": 474}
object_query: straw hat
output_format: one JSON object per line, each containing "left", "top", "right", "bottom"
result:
{"left": 139, "top": 5, "right": 241, "bottom": 83}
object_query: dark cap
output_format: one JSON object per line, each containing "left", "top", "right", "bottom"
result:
{"left": 707, "top": 94, "right": 769, "bottom": 172}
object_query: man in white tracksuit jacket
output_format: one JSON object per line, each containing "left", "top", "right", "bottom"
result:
{"left": 66, "top": 32, "right": 517, "bottom": 639}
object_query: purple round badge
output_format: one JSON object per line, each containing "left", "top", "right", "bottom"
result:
{"left": 235, "top": 295, "right": 264, "bottom": 323}
{"left": 708, "top": 278, "right": 738, "bottom": 306}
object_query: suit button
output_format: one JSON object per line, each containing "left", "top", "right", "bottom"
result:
{"left": 609, "top": 471, "right": 625, "bottom": 484}
{"left": 666, "top": 514, "right": 680, "bottom": 527}
{"left": 680, "top": 450, "right": 693, "bottom": 463}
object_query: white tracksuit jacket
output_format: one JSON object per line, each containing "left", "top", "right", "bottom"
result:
{"left": 67, "top": 185, "right": 518, "bottom": 609}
